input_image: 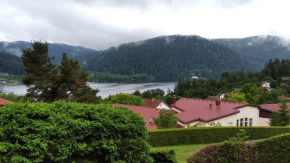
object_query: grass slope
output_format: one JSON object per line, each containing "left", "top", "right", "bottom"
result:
{"left": 153, "top": 144, "right": 209, "bottom": 163}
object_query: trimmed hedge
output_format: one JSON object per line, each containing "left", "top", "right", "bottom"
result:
{"left": 254, "top": 133, "right": 290, "bottom": 162}
{"left": 149, "top": 127, "right": 290, "bottom": 146}
{"left": 187, "top": 133, "right": 290, "bottom": 163}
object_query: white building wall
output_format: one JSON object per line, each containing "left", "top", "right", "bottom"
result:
{"left": 156, "top": 102, "right": 171, "bottom": 110}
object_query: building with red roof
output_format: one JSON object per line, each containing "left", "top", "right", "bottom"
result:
{"left": 171, "top": 97, "right": 286, "bottom": 127}
{"left": 144, "top": 98, "right": 171, "bottom": 110}
{"left": 113, "top": 103, "right": 160, "bottom": 130}
{"left": 0, "top": 97, "right": 14, "bottom": 107}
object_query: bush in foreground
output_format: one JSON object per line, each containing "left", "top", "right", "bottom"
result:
{"left": 187, "top": 133, "right": 290, "bottom": 163}
{"left": 0, "top": 101, "right": 152, "bottom": 163}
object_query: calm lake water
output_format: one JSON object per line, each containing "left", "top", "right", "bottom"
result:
{"left": 2, "top": 82, "right": 176, "bottom": 98}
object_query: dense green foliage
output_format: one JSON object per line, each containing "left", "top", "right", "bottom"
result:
{"left": 83, "top": 35, "right": 258, "bottom": 81}
{"left": 187, "top": 133, "right": 290, "bottom": 163}
{"left": 253, "top": 133, "right": 290, "bottom": 163}
{"left": 0, "top": 51, "right": 24, "bottom": 75}
{"left": 22, "top": 41, "right": 99, "bottom": 103}
{"left": 0, "top": 92, "right": 24, "bottom": 102}
{"left": 88, "top": 72, "right": 153, "bottom": 82}
{"left": 103, "top": 93, "right": 144, "bottom": 106}
{"left": 269, "top": 101, "right": 290, "bottom": 126}
{"left": 174, "top": 58, "right": 290, "bottom": 104}
{"left": 213, "top": 35, "right": 290, "bottom": 70}
{"left": 154, "top": 110, "right": 178, "bottom": 129}
{"left": 148, "top": 127, "right": 290, "bottom": 147}
{"left": 149, "top": 150, "right": 177, "bottom": 163}
{"left": 0, "top": 101, "right": 152, "bottom": 163}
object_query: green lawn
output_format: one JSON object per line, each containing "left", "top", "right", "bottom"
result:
{"left": 152, "top": 144, "right": 209, "bottom": 163}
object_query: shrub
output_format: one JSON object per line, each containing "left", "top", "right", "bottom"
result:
{"left": 253, "top": 133, "right": 290, "bottom": 163}
{"left": 149, "top": 150, "right": 177, "bottom": 163}
{"left": 0, "top": 101, "right": 152, "bottom": 163}
{"left": 103, "top": 93, "right": 144, "bottom": 106}
{"left": 154, "top": 110, "right": 177, "bottom": 129}
{"left": 187, "top": 133, "right": 290, "bottom": 163}
{"left": 187, "top": 141, "right": 258, "bottom": 163}
{"left": 148, "top": 127, "right": 290, "bottom": 147}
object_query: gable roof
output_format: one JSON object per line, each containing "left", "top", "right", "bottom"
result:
{"left": 281, "top": 77, "right": 290, "bottom": 81}
{"left": 144, "top": 98, "right": 162, "bottom": 108}
{"left": 113, "top": 103, "right": 160, "bottom": 130}
{"left": 173, "top": 98, "right": 254, "bottom": 124}
{"left": 0, "top": 98, "right": 14, "bottom": 106}
{"left": 259, "top": 103, "right": 290, "bottom": 112}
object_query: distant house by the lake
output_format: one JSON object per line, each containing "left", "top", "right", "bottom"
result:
{"left": 281, "top": 77, "right": 290, "bottom": 85}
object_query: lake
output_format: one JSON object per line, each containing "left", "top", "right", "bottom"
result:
{"left": 2, "top": 82, "right": 176, "bottom": 98}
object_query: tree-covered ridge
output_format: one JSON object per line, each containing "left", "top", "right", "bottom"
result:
{"left": 0, "top": 51, "right": 24, "bottom": 75}
{"left": 213, "top": 35, "right": 290, "bottom": 70}
{"left": 0, "top": 41, "right": 99, "bottom": 66}
{"left": 174, "top": 58, "right": 290, "bottom": 104}
{"left": 83, "top": 35, "right": 258, "bottom": 81}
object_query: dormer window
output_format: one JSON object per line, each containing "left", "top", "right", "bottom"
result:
{"left": 148, "top": 118, "right": 153, "bottom": 124}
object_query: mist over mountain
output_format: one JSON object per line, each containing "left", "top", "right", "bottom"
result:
{"left": 212, "top": 35, "right": 290, "bottom": 69}
{"left": 0, "top": 41, "right": 99, "bottom": 64}
{"left": 82, "top": 35, "right": 258, "bottom": 81}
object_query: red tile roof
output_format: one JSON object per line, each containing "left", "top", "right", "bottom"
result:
{"left": 173, "top": 98, "right": 251, "bottom": 123}
{"left": 259, "top": 103, "right": 290, "bottom": 112}
{"left": 144, "top": 98, "right": 162, "bottom": 108}
{"left": 0, "top": 98, "right": 14, "bottom": 106}
{"left": 113, "top": 103, "right": 160, "bottom": 130}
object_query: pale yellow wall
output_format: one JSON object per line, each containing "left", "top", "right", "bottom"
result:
{"left": 205, "top": 113, "right": 237, "bottom": 127}
{"left": 259, "top": 117, "right": 270, "bottom": 126}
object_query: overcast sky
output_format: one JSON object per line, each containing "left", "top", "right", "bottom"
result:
{"left": 1, "top": 0, "right": 290, "bottom": 50}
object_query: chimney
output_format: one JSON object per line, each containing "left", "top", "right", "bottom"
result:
{"left": 216, "top": 97, "right": 221, "bottom": 106}
{"left": 172, "top": 95, "right": 176, "bottom": 105}
{"left": 209, "top": 104, "right": 212, "bottom": 108}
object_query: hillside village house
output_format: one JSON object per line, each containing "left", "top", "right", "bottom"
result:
{"left": 171, "top": 97, "right": 288, "bottom": 127}
{"left": 113, "top": 96, "right": 289, "bottom": 130}
{"left": 261, "top": 81, "right": 270, "bottom": 88}
{"left": 0, "top": 98, "right": 13, "bottom": 107}
{"left": 281, "top": 77, "right": 290, "bottom": 85}
{"left": 144, "top": 98, "right": 171, "bottom": 110}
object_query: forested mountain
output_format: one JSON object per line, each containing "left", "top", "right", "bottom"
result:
{"left": 83, "top": 35, "right": 258, "bottom": 81}
{"left": 212, "top": 35, "right": 290, "bottom": 69}
{"left": 0, "top": 41, "right": 99, "bottom": 64}
{"left": 0, "top": 51, "right": 24, "bottom": 75}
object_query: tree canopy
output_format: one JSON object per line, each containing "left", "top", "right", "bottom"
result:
{"left": 21, "top": 41, "right": 99, "bottom": 103}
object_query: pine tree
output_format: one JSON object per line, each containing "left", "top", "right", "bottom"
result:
{"left": 269, "top": 101, "right": 290, "bottom": 126}
{"left": 22, "top": 41, "right": 57, "bottom": 102}
{"left": 22, "top": 41, "right": 99, "bottom": 103}
{"left": 56, "top": 53, "right": 99, "bottom": 103}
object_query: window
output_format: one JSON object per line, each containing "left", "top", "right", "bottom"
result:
{"left": 249, "top": 118, "right": 253, "bottom": 126}
{"left": 245, "top": 118, "right": 248, "bottom": 126}
{"left": 240, "top": 118, "right": 243, "bottom": 126}
{"left": 236, "top": 119, "right": 239, "bottom": 126}
{"left": 228, "top": 122, "right": 233, "bottom": 126}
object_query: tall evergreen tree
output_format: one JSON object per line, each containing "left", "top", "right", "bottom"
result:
{"left": 56, "top": 53, "right": 99, "bottom": 103}
{"left": 22, "top": 41, "right": 99, "bottom": 103}
{"left": 22, "top": 41, "right": 57, "bottom": 102}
